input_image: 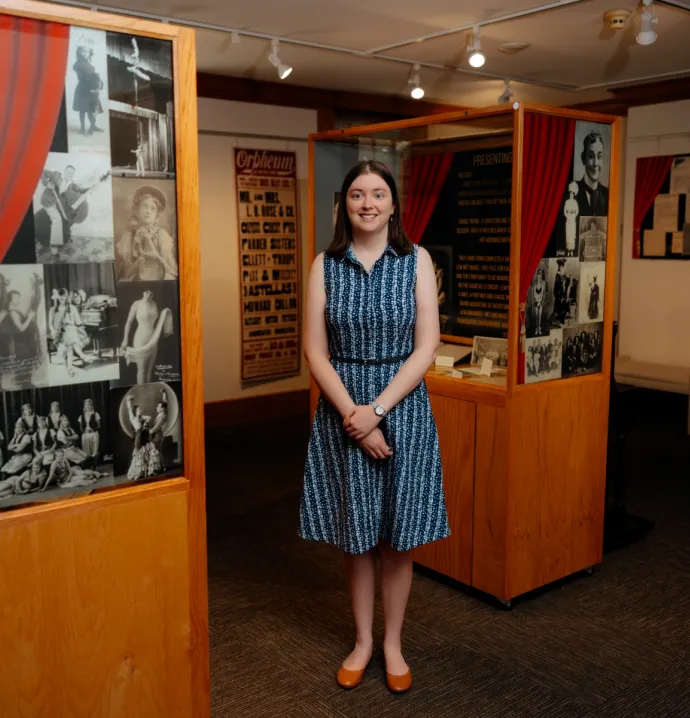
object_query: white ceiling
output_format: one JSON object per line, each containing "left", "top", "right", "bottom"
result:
{"left": 72, "top": 0, "right": 690, "bottom": 106}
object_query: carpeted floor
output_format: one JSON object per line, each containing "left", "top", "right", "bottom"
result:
{"left": 205, "top": 388, "right": 690, "bottom": 718}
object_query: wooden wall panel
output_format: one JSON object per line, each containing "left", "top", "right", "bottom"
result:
{"left": 0, "top": 489, "right": 192, "bottom": 718}
{"left": 508, "top": 379, "right": 609, "bottom": 598}
{"left": 472, "top": 404, "right": 511, "bottom": 601}
{"left": 413, "top": 397, "right": 476, "bottom": 585}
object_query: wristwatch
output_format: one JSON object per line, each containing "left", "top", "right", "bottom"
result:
{"left": 371, "top": 401, "right": 387, "bottom": 418}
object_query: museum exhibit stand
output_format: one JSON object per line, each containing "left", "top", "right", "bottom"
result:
{"left": 0, "top": 2, "right": 209, "bottom": 717}
{"left": 309, "top": 103, "right": 621, "bottom": 606}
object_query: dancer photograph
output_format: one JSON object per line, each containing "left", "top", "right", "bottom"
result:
{"left": 0, "top": 267, "right": 50, "bottom": 390}
{"left": 300, "top": 160, "right": 448, "bottom": 694}
{"left": 110, "top": 382, "right": 182, "bottom": 482}
{"left": 112, "top": 180, "right": 178, "bottom": 281}
{"left": 115, "top": 281, "right": 180, "bottom": 386}
{"left": 563, "top": 323, "right": 604, "bottom": 377}
{"left": 65, "top": 27, "right": 110, "bottom": 153}
{"left": 526, "top": 260, "right": 550, "bottom": 339}
{"left": 579, "top": 261, "right": 606, "bottom": 324}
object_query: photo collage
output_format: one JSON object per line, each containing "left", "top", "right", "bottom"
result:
{"left": 0, "top": 27, "right": 183, "bottom": 511}
{"left": 525, "top": 121, "right": 610, "bottom": 385}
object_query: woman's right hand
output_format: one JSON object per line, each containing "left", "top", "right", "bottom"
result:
{"left": 358, "top": 428, "right": 393, "bottom": 461}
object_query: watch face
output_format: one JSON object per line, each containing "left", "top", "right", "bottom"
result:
{"left": 375, "top": 406, "right": 385, "bottom": 416}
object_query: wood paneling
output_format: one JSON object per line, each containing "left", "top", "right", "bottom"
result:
{"left": 0, "top": 489, "right": 192, "bottom": 718}
{"left": 413, "top": 397, "right": 476, "bottom": 585}
{"left": 507, "top": 379, "right": 608, "bottom": 598}
{"left": 205, "top": 389, "right": 310, "bottom": 429}
{"left": 472, "top": 403, "right": 511, "bottom": 600}
{"left": 508, "top": 104, "right": 524, "bottom": 392}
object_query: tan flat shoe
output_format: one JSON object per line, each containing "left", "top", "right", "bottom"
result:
{"left": 385, "top": 668, "right": 412, "bottom": 694}
{"left": 336, "top": 663, "right": 368, "bottom": 689}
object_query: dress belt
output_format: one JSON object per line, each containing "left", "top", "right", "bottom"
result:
{"left": 330, "top": 354, "right": 411, "bottom": 366}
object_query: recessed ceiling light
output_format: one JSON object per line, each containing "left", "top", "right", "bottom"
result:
{"left": 498, "top": 42, "right": 530, "bottom": 55}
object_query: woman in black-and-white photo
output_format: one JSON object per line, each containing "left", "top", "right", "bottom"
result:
{"left": 1, "top": 422, "right": 34, "bottom": 478}
{"left": 532, "top": 268, "right": 546, "bottom": 336}
{"left": 49, "top": 288, "right": 93, "bottom": 378}
{"left": 32, "top": 415, "right": 56, "bottom": 470}
{"left": 125, "top": 394, "right": 161, "bottom": 480}
{"left": 56, "top": 415, "right": 88, "bottom": 467}
{"left": 72, "top": 38, "right": 105, "bottom": 137}
{"left": 78, "top": 398, "right": 101, "bottom": 468}
{"left": 587, "top": 273, "right": 600, "bottom": 321}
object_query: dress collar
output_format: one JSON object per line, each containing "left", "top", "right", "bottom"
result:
{"left": 343, "top": 243, "right": 399, "bottom": 266}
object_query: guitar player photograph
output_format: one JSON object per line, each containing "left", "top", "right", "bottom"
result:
{"left": 32, "top": 153, "right": 114, "bottom": 265}
{"left": 111, "top": 178, "right": 178, "bottom": 282}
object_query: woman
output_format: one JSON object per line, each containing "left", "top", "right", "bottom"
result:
{"left": 78, "top": 398, "right": 101, "bottom": 467}
{"left": 120, "top": 291, "right": 173, "bottom": 384}
{"left": 125, "top": 395, "right": 161, "bottom": 480}
{"left": 72, "top": 42, "right": 104, "bottom": 136}
{"left": 588, "top": 274, "right": 600, "bottom": 321}
{"left": 300, "top": 161, "right": 448, "bottom": 694}
{"left": 32, "top": 415, "right": 56, "bottom": 469}
{"left": 48, "top": 401, "right": 63, "bottom": 433}
{"left": 15, "top": 403, "right": 38, "bottom": 437}
{"left": 116, "top": 186, "right": 178, "bottom": 281}
{"left": 49, "top": 289, "right": 93, "bottom": 377}
{"left": 56, "top": 416, "right": 88, "bottom": 466}
{"left": 532, "top": 268, "right": 546, "bottom": 336}
{"left": 1, "top": 424, "right": 34, "bottom": 478}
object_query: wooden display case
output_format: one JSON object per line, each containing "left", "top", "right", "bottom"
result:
{"left": 309, "top": 103, "right": 621, "bottom": 605}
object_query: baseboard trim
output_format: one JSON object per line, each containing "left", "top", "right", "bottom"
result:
{"left": 205, "top": 389, "right": 310, "bottom": 429}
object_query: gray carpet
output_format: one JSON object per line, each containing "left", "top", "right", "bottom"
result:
{"left": 206, "top": 389, "right": 690, "bottom": 717}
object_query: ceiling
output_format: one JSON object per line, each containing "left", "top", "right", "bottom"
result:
{"left": 66, "top": 0, "right": 690, "bottom": 107}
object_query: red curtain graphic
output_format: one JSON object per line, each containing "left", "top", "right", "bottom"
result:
{"left": 632, "top": 155, "right": 673, "bottom": 259}
{"left": 0, "top": 16, "right": 69, "bottom": 262}
{"left": 402, "top": 153, "right": 453, "bottom": 244}
{"left": 517, "top": 113, "right": 576, "bottom": 384}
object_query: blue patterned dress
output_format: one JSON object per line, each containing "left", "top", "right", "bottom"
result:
{"left": 299, "top": 243, "right": 450, "bottom": 555}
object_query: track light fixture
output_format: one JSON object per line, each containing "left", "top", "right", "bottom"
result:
{"left": 408, "top": 63, "right": 424, "bottom": 99}
{"left": 636, "top": 0, "right": 658, "bottom": 46}
{"left": 268, "top": 38, "right": 293, "bottom": 80}
{"left": 468, "top": 25, "right": 486, "bottom": 68}
{"left": 498, "top": 79, "right": 513, "bottom": 104}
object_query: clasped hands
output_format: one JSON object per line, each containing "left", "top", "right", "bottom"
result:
{"left": 343, "top": 405, "right": 393, "bottom": 461}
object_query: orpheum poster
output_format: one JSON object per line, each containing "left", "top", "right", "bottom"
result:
{"left": 234, "top": 148, "right": 301, "bottom": 383}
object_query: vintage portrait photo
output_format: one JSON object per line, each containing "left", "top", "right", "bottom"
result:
{"left": 65, "top": 27, "right": 110, "bottom": 154}
{"left": 107, "top": 33, "right": 175, "bottom": 179}
{"left": 110, "top": 381, "right": 183, "bottom": 482}
{"left": 424, "top": 245, "right": 453, "bottom": 334}
{"left": 546, "top": 180, "right": 582, "bottom": 259}
{"left": 0, "top": 381, "right": 113, "bottom": 511}
{"left": 112, "top": 178, "right": 178, "bottom": 281}
{"left": 562, "top": 322, "right": 604, "bottom": 378}
{"left": 43, "top": 263, "right": 119, "bottom": 386}
{"left": 548, "top": 257, "right": 580, "bottom": 329}
{"left": 32, "top": 153, "right": 113, "bottom": 264}
{"left": 573, "top": 121, "right": 611, "bottom": 218}
{"left": 471, "top": 336, "right": 508, "bottom": 368}
{"left": 579, "top": 216, "right": 607, "bottom": 262}
{"left": 0, "top": 266, "right": 50, "bottom": 391}
{"left": 525, "top": 259, "right": 551, "bottom": 338}
{"left": 113, "top": 280, "right": 181, "bottom": 388}
{"left": 579, "top": 261, "right": 606, "bottom": 324}
{"left": 525, "top": 329, "right": 563, "bottom": 385}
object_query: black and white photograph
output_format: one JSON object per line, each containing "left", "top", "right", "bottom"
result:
{"left": 578, "top": 261, "right": 606, "bottom": 324}
{"left": 573, "top": 121, "right": 611, "bottom": 218}
{"left": 32, "top": 152, "right": 114, "bottom": 264}
{"left": 110, "top": 381, "right": 183, "bottom": 482}
{"left": 65, "top": 27, "right": 110, "bottom": 154}
{"left": 0, "top": 381, "right": 113, "bottom": 511}
{"left": 107, "top": 33, "right": 175, "bottom": 178}
{"left": 113, "top": 280, "right": 181, "bottom": 388}
{"left": 525, "top": 329, "right": 563, "bottom": 384}
{"left": 112, "top": 178, "right": 178, "bottom": 281}
{"left": 471, "top": 336, "right": 508, "bottom": 368}
{"left": 548, "top": 257, "right": 580, "bottom": 329}
{"left": 525, "top": 259, "right": 550, "bottom": 338}
{"left": 425, "top": 245, "right": 453, "bottom": 334}
{"left": 562, "top": 322, "right": 604, "bottom": 378}
{"left": 579, "top": 216, "right": 607, "bottom": 262}
{"left": 0, "top": 266, "right": 50, "bottom": 391}
{"left": 43, "top": 263, "right": 119, "bottom": 386}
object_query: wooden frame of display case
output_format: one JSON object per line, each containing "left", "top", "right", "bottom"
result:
{"left": 309, "top": 103, "right": 622, "bottom": 605}
{"left": 0, "top": 2, "right": 209, "bottom": 716}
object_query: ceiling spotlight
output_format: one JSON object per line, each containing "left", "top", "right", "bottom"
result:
{"left": 637, "top": 1, "right": 658, "bottom": 46}
{"left": 408, "top": 63, "right": 424, "bottom": 99}
{"left": 498, "top": 79, "right": 513, "bottom": 105}
{"left": 268, "top": 39, "right": 292, "bottom": 80}
{"left": 468, "top": 25, "right": 485, "bottom": 68}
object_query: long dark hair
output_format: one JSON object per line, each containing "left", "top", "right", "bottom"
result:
{"left": 326, "top": 160, "right": 413, "bottom": 257}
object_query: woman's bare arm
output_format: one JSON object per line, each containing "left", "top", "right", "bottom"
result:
{"left": 304, "top": 253, "right": 356, "bottom": 419}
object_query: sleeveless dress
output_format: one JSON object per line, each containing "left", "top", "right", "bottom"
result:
{"left": 299, "top": 243, "right": 450, "bottom": 555}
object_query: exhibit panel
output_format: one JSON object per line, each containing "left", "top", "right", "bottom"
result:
{"left": 0, "top": 2, "right": 208, "bottom": 716}
{"left": 309, "top": 104, "right": 621, "bottom": 604}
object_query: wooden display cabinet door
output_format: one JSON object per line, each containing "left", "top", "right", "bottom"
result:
{"left": 413, "top": 396, "right": 476, "bottom": 585}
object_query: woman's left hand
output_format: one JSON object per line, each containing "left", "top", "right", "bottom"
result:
{"left": 343, "top": 405, "right": 381, "bottom": 441}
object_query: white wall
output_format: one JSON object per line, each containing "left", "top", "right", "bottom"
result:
{"left": 198, "top": 98, "right": 317, "bottom": 402}
{"left": 618, "top": 100, "right": 690, "bottom": 367}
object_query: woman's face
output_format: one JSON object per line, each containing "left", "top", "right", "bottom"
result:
{"left": 142, "top": 290, "right": 154, "bottom": 301}
{"left": 51, "top": 402, "right": 59, "bottom": 412}
{"left": 22, "top": 406, "right": 33, "bottom": 418}
{"left": 58, "top": 292, "right": 67, "bottom": 305}
{"left": 346, "top": 172, "right": 395, "bottom": 237}
{"left": 137, "top": 196, "right": 159, "bottom": 225}
{"left": 564, "top": 201, "right": 578, "bottom": 220}
{"left": 38, "top": 417, "right": 47, "bottom": 429}
{"left": 9, "top": 292, "right": 20, "bottom": 309}
{"left": 84, "top": 399, "right": 93, "bottom": 411}
{"left": 584, "top": 139, "right": 604, "bottom": 184}
{"left": 135, "top": 406, "right": 142, "bottom": 418}
{"left": 60, "top": 416, "right": 69, "bottom": 429}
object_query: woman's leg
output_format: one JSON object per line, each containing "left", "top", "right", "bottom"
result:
{"left": 342, "top": 549, "right": 376, "bottom": 670}
{"left": 379, "top": 541, "right": 413, "bottom": 676}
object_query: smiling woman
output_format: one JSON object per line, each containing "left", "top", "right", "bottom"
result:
{"left": 299, "top": 159, "right": 447, "bottom": 694}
